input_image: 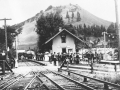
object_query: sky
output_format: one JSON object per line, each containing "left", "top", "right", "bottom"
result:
{"left": 0, "top": 0, "right": 120, "bottom": 27}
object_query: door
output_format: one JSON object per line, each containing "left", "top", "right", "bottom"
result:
{"left": 62, "top": 48, "right": 66, "bottom": 53}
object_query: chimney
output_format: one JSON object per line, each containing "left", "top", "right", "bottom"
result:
{"left": 59, "top": 27, "right": 62, "bottom": 32}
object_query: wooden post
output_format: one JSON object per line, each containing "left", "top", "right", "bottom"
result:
{"left": 0, "top": 18, "right": 13, "bottom": 74}
{"left": 0, "top": 18, "right": 12, "bottom": 61}
{"left": 90, "top": 59, "right": 93, "bottom": 74}
{"left": 104, "top": 83, "right": 109, "bottom": 89}
{"left": 83, "top": 77, "right": 87, "bottom": 82}
{"left": 114, "top": 0, "right": 120, "bottom": 65}
{"left": 67, "top": 60, "right": 70, "bottom": 75}
{"left": 58, "top": 68, "right": 62, "bottom": 72}
{"left": 66, "top": 58, "right": 70, "bottom": 75}
{"left": 2, "top": 60, "right": 5, "bottom": 75}
{"left": 114, "top": 64, "right": 117, "bottom": 72}
{"left": 5, "top": 61, "right": 13, "bottom": 73}
{"left": 60, "top": 59, "right": 66, "bottom": 68}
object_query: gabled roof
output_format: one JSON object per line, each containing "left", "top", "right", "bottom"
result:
{"left": 44, "top": 29, "right": 88, "bottom": 45}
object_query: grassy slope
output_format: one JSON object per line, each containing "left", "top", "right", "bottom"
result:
{"left": 17, "top": 21, "right": 38, "bottom": 50}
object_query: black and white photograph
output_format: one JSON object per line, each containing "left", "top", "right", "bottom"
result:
{"left": 0, "top": 0, "right": 120, "bottom": 89}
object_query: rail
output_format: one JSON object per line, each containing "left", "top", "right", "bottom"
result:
{"left": 59, "top": 68, "right": 120, "bottom": 89}
{"left": 24, "top": 59, "right": 46, "bottom": 66}
{"left": 40, "top": 71, "right": 65, "bottom": 90}
{"left": 50, "top": 70, "right": 95, "bottom": 90}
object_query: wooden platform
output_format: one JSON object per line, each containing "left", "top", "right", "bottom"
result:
{"left": 100, "top": 60, "right": 120, "bottom": 65}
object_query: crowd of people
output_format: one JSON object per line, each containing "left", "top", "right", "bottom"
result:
{"left": 0, "top": 48, "right": 119, "bottom": 70}
{"left": 17, "top": 48, "right": 119, "bottom": 67}
{"left": 35, "top": 51, "right": 106, "bottom": 66}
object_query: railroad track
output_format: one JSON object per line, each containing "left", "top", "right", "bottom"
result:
{"left": 23, "top": 60, "right": 120, "bottom": 90}
{"left": 0, "top": 61, "right": 38, "bottom": 90}
{"left": 19, "top": 60, "right": 40, "bottom": 67}
{"left": 1, "top": 60, "right": 120, "bottom": 90}
{"left": 59, "top": 68, "right": 120, "bottom": 90}
{"left": 8, "top": 61, "right": 93, "bottom": 90}
{"left": 6, "top": 71, "right": 36, "bottom": 90}
{"left": 0, "top": 72, "right": 31, "bottom": 90}
{"left": 35, "top": 70, "right": 94, "bottom": 90}
{"left": 0, "top": 60, "right": 45, "bottom": 90}
{"left": 0, "top": 72, "right": 14, "bottom": 81}
{"left": 25, "top": 61, "right": 40, "bottom": 66}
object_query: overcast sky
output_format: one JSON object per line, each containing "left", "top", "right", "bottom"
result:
{"left": 0, "top": 0, "right": 120, "bottom": 27}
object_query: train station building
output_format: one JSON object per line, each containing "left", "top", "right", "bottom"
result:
{"left": 44, "top": 28, "right": 87, "bottom": 54}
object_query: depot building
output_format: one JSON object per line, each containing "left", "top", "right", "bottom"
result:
{"left": 44, "top": 28, "right": 87, "bottom": 54}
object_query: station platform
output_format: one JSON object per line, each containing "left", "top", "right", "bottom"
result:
{"left": 37, "top": 61, "right": 120, "bottom": 72}
{"left": 100, "top": 60, "right": 120, "bottom": 64}
{"left": 1, "top": 60, "right": 120, "bottom": 77}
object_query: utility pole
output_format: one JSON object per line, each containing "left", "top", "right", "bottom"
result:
{"left": 102, "top": 31, "right": 107, "bottom": 60}
{"left": 15, "top": 36, "right": 18, "bottom": 60}
{"left": 114, "top": 0, "right": 120, "bottom": 63}
{"left": 0, "top": 18, "right": 12, "bottom": 60}
{"left": 102, "top": 31, "right": 107, "bottom": 48}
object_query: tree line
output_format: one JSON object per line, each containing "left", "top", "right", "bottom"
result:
{"left": 66, "top": 11, "right": 81, "bottom": 23}
{"left": 0, "top": 26, "right": 17, "bottom": 52}
{"left": 36, "top": 12, "right": 118, "bottom": 52}
{"left": 75, "top": 24, "right": 106, "bottom": 38}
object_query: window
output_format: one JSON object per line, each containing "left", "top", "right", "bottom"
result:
{"left": 61, "top": 37, "right": 66, "bottom": 43}
{"left": 61, "top": 32, "right": 66, "bottom": 43}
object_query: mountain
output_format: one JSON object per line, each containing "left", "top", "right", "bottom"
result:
{"left": 13, "top": 4, "right": 111, "bottom": 50}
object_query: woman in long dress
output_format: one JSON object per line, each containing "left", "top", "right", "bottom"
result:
{"left": 44, "top": 52, "right": 49, "bottom": 61}
{"left": 15, "top": 58, "right": 18, "bottom": 68}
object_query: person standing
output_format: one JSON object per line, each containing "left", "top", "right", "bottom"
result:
{"left": 69, "top": 53, "right": 73, "bottom": 64}
{"left": 88, "top": 51, "right": 94, "bottom": 64}
{"left": 48, "top": 53, "right": 51, "bottom": 63}
{"left": 50, "top": 53, "right": 53, "bottom": 64}
{"left": 73, "top": 53, "right": 76, "bottom": 64}
{"left": 57, "top": 53, "right": 61, "bottom": 66}
{"left": 86, "top": 51, "right": 94, "bottom": 64}
{"left": 53, "top": 52, "right": 57, "bottom": 66}
{"left": 76, "top": 53, "right": 79, "bottom": 64}
{"left": 21, "top": 55, "right": 24, "bottom": 62}
{"left": 36, "top": 53, "right": 39, "bottom": 61}
{"left": 8, "top": 51, "right": 15, "bottom": 68}
{"left": 94, "top": 51, "right": 98, "bottom": 63}
{"left": 61, "top": 53, "right": 66, "bottom": 64}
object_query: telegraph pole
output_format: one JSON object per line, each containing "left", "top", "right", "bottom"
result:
{"left": 15, "top": 36, "right": 18, "bottom": 60}
{"left": 102, "top": 31, "right": 107, "bottom": 48}
{"left": 102, "top": 31, "right": 107, "bottom": 60}
{"left": 0, "top": 18, "right": 12, "bottom": 60}
{"left": 114, "top": 0, "right": 120, "bottom": 63}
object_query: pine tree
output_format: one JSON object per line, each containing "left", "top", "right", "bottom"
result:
{"left": 36, "top": 13, "right": 64, "bottom": 52}
{"left": 107, "top": 23, "right": 116, "bottom": 34}
{"left": 71, "top": 12, "right": 74, "bottom": 22}
{"left": 76, "top": 12, "right": 81, "bottom": 22}
{"left": 107, "top": 23, "right": 117, "bottom": 47}
{"left": 0, "top": 26, "right": 16, "bottom": 51}
{"left": 66, "top": 11, "right": 70, "bottom": 23}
